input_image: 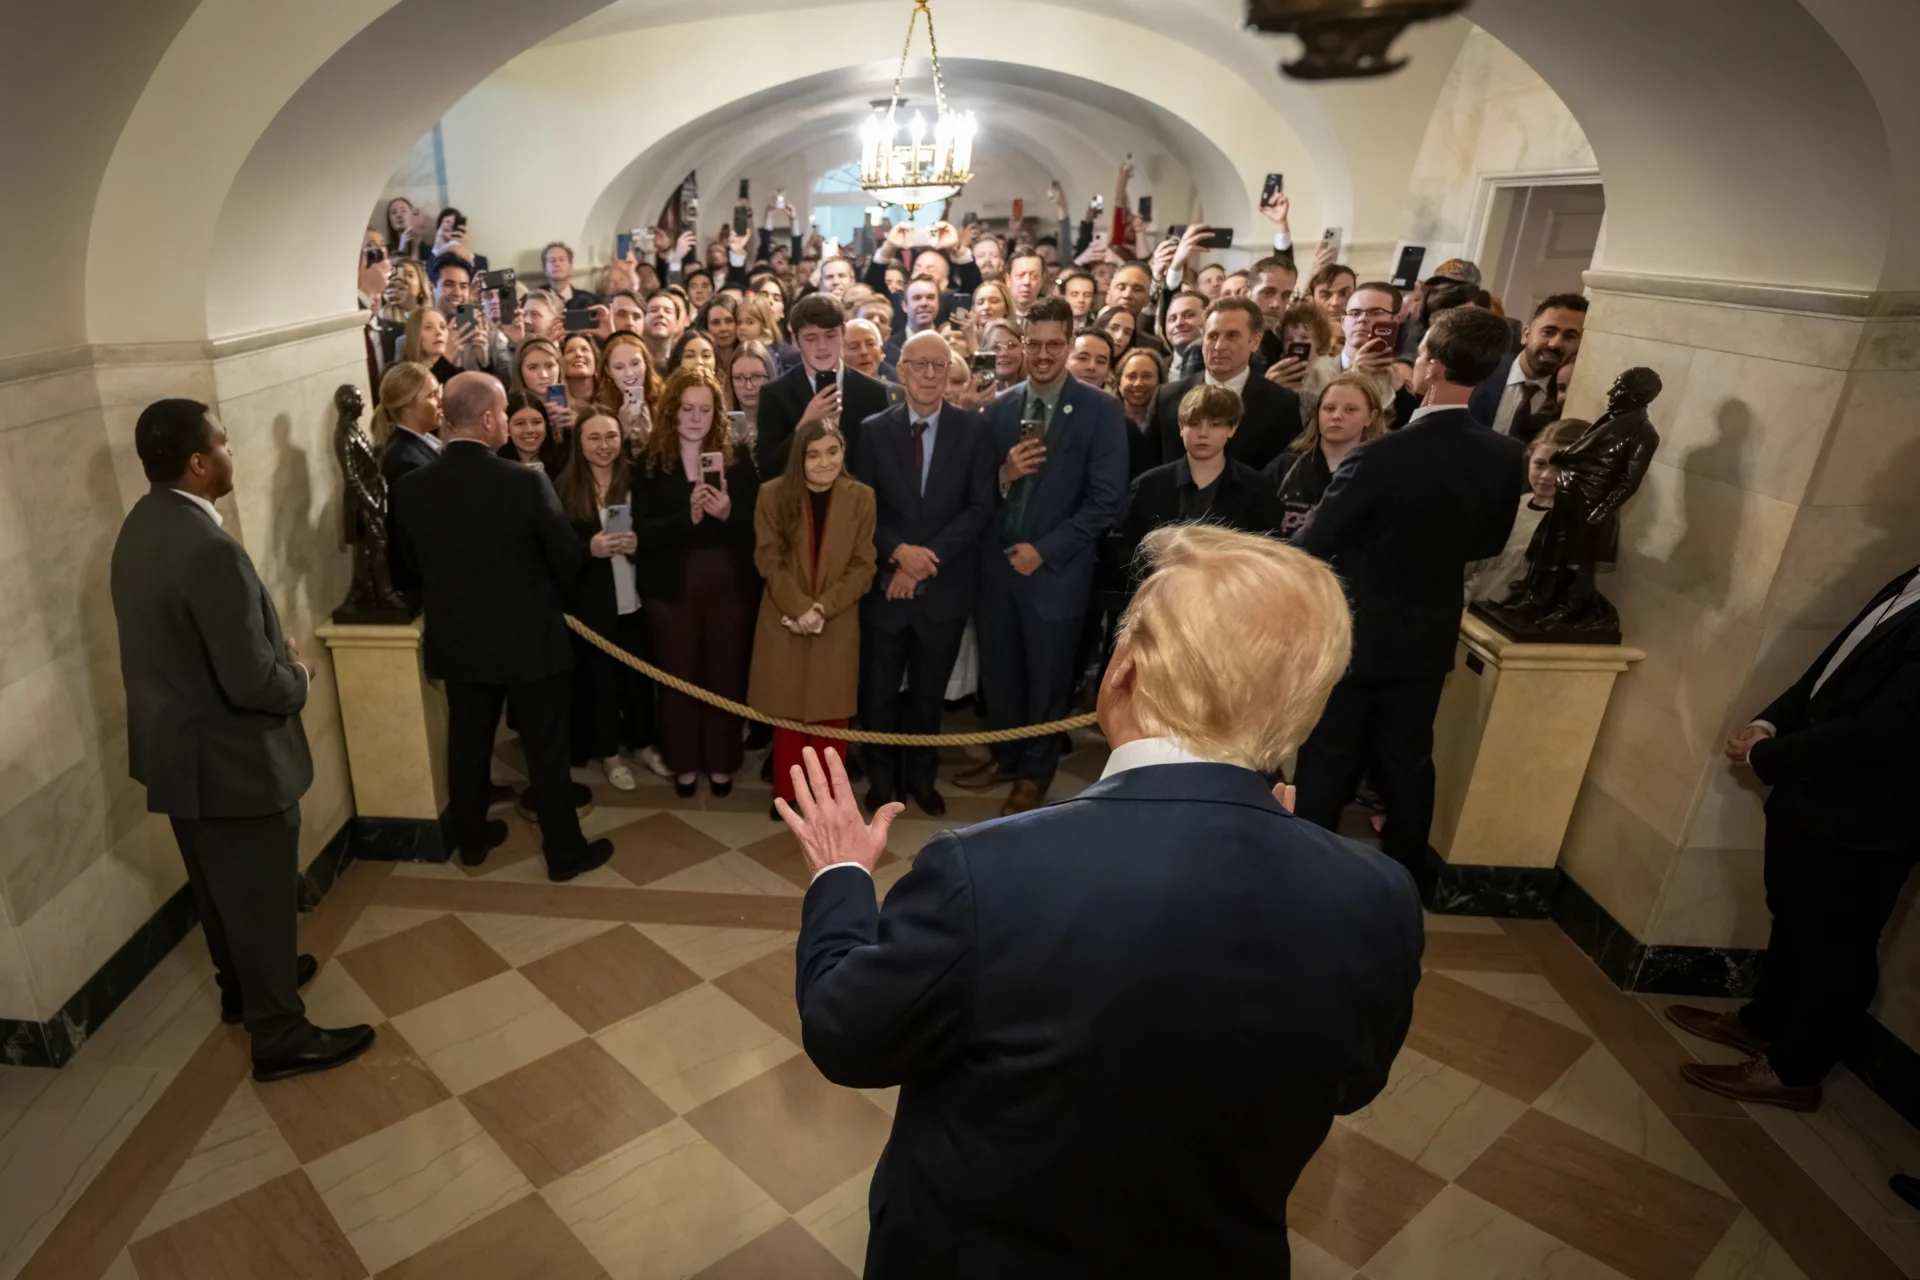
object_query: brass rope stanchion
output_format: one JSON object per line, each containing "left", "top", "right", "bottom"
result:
{"left": 565, "top": 614, "right": 1100, "bottom": 747}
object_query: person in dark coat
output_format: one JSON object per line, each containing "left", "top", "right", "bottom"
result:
{"left": 1266, "top": 369, "right": 1391, "bottom": 537}
{"left": 753, "top": 293, "right": 891, "bottom": 479}
{"left": 1119, "top": 384, "right": 1284, "bottom": 584}
{"left": 1151, "top": 297, "right": 1301, "bottom": 473}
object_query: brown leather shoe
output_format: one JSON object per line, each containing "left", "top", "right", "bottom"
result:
{"left": 1000, "top": 779, "right": 1045, "bottom": 815}
{"left": 1665, "top": 1005, "right": 1771, "bottom": 1056}
{"left": 1680, "top": 1057, "right": 1821, "bottom": 1111}
{"left": 953, "top": 759, "right": 1012, "bottom": 791}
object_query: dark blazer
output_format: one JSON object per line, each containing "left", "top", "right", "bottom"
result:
{"left": 1153, "top": 372, "right": 1302, "bottom": 474}
{"left": 797, "top": 762, "right": 1424, "bottom": 1279}
{"left": 980, "top": 377, "right": 1130, "bottom": 621}
{"left": 1468, "top": 356, "right": 1514, "bottom": 428}
{"left": 110, "top": 488, "right": 313, "bottom": 820}
{"left": 379, "top": 427, "right": 440, "bottom": 498}
{"left": 390, "top": 440, "right": 585, "bottom": 684}
{"left": 563, "top": 504, "right": 632, "bottom": 640}
{"left": 852, "top": 402, "right": 997, "bottom": 625}
{"left": 1749, "top": 568, "right": 1920, "bottom": 852}
{"left": 755, "top": 364, "right": 891, "bottom": 480}
{"left": 1118, "top": 458, "right": 1283, "bottom": 585}
{"left": 1295, "top": 407, "right": 1525, "bottom": 681}
{"left": 628, "top": 453, "right": 761, "bottom": 599}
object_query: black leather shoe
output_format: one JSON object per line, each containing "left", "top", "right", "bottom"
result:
{"left": 548, "top": 838, "right": 614, "bottom": 883}
{"left": 865, "top": 786, "right": 897, "bottom": 813}
{"left": 709, "top": 776, "right": 734, "bottom": 798}
{"left": 223, "top": 953, "right": 320, "bottom": 1025}
{"left": 911, "top": 787, "right": 946, "bottom": 817}
{"left": 760, "top": 754, "right": 775, "bottom": 783}
{"left": 459, "top": 818, "right": 510, "bottom": 868}
{"left": 769, "top": 802, "right": 782, "bottom": 821}
{"left": 253, "top": 1023, "right": 376, "bottom": 1083}
{"left": 673, "top": 777, "right": 697, "bottom": 799}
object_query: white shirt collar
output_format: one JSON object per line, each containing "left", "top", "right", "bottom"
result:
{"left": 1507, "top": 356, "right": 1550, "bottom": 390}
{"left": 1100, "top": 736, "right": 1216, "bottom": 779}
{"left": 1407, "top": 403, "right": 1452, "bottom": 424}
{"left": 1206, "top": 366, "right": 1252, "bottom": 395}
{"left": 172, "top": 488, "right": 223, "bottom": 528}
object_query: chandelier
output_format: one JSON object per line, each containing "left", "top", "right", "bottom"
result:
{"left": 858, "top": 0, "right": 977, "bottom": 214}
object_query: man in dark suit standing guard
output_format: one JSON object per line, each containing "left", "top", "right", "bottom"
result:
{"left": 852, "top": 332, "right": 997, "bottom": 816}
{"left": 1668, "top": 564, "right": 1920, "bottom": 1110}
{"left": 111, "top": 399, "right": 374, "bottom": 1083}
{"left": 391, "top": 372, "right": 612, "bottom": 882}
{"left": 1292, "top": 306, "right": 1526, "bottom": 875}
{"left": 777, "top": 525, "right": 1422, "bottom": 1278}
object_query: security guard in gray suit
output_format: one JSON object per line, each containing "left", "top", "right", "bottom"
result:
{"left": 110, "top": 398, "right": 373, "bottom": 1083}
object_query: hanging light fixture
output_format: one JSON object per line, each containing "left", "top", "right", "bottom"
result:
{"left": 858, "top": 0, "right": 977, "bottom": 214}
{"left": 1245, "top": 0, "right": 1469, "bottom": 80}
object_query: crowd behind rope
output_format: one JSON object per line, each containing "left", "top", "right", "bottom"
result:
{"left": 358, "top": 169, "right": 1589, "bottom": 853}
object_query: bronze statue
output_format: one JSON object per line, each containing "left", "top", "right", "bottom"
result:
{"left": 1481, "top": 367, "right": 1663, "bottom": 644}
{"left": 331, "top": 384, "right": 414, "bottom": 624}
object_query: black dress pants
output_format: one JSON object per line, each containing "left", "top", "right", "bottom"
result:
{"left": 978, "top": 584, "right": 1083, "bottom": 789}
{"left": 1293, "top": 674, "right": 1447, "bottom": 874}
{"left": 170, "top": 808, "right": 307, "bottom": 1059}
{"left": 575, "top": 612, "right": 658, "bottom": 761}
{"left": 447, "top": 671, "right": 585, "bottom": 863}
{"left": 1739, "top": 824, "right": 1917, "bottom": 1087}
{"left": 861, "top": 612, "right": 966, "bottom": 797}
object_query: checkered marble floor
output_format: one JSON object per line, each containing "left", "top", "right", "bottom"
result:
{"left": 6, "top": 736, "right": 1916, "bottom": 1280}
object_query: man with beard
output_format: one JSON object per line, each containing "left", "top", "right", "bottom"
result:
{"left": 1470, "top": 294, "right": 1586, "bottom": 441}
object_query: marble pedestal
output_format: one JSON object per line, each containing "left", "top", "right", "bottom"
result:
{"left": 1428, "top": 612, "right": 1644, "bottom": 914}
{"left": 315, "top": 619, "right": 449, "bottom": 860}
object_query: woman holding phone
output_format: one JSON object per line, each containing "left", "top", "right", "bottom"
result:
{"left": 728, "top": 339, "right": 777, "bottom": 451}
{"left": 556, "top": 413, "right": 668, "bottom": 790}
{"left": 747, "top": 419, "right": 875, "bottom": 820}
{"left": 596, "top": 332, "right": 660, "bottom": 449}
{"left": 499, "top": 390, "right": 566, "bottom": 477}
{"left": 632, "top": 368, "right": 761, "bottom": 797}
{"left": 513, "top": 337, "right": 578, "bottom": 446}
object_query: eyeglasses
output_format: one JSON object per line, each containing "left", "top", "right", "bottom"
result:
{"left": 898, "top": 358, "right": 948, "bottom": 375}
{"left": 732, "top": 371, "right": 768, "bottom": 387}
{"left": 1345, "top": 307, "right": 1395, "bottom": 321}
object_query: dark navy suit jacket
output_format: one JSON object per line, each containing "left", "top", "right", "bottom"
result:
{"left": 796, "top": 761, "right": 1424, "bottom": 1279}
{"left": 852, "top": 402, "right": 998, "bottom": 626}
{"left": 1467, "top": 355, "right": 1515, "bottom": 427}
{"left": 979, "top": 377, "right": 1129, "bottom": 622}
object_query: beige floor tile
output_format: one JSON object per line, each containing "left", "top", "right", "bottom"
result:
{"left": 606, "top": 812, "right": 732, "bottom": 888}
{"left": 1406, "top": 971, "right": 1594, "bottom": 1104}
{"left": 1533, "top": 1043, "right": 1733, "bottom": 1195}
{"left": 338, "top": 904, "right": 450, "bottom": 953}
{"left": 391, "top": 858, "right": 468, "bottom": 879}
{"left": 298, "top": 960, "right": 384, "bottom": 1029}
{"left": 1424, "top": 912, "right": 1507, "bottom": 935}
{"left": 519, "top": 925, "right": 703, "bottom": 1034}
{"left": 596, "top": 986, "right": 800, "bottom": 1114}
{"left": 338, "top": 915, "right": 512, "bottom": 1019}
{"left": 306, "top": 1096, "right": 532, "bottom": 1275}
{"left": 684, "top": 1056, "right": 892, "bottom": 1211}
{"left": 135, "top": 1081, "right": 300, "bottom": 1239}
{"left": 633, "top": 923, "right": 797, "bottom": 980}
{"left": 542, "top": 1117, "right": 787, "bottom": 1280}
{"left": 100, "top": 1248, "right": 138, "bottom": 1280}
{"left": 377, "top": 1191, "right": 609, "bottom": 1280}
{"left": 391, "top": 970, "right": 586, "bottom": 1096}
{"left": 478, "top": 853, "right": 634, "bottom": 890}
{"left": 129, "top": 1170, "right": 366, "bottom": 1280}
{"left": 860, "top": 1086, "right": 899, "bottom": 1117}
{"left": 711, "top": 949, "right": 802, "bottom": 1044}
{"left": 676, "top": 810, "right": 794, "bottom": 852}
{"left": 793, "top": 1166, "right": 874, "bottom": 1273}
{"left": 648, "top": 851, "right": 805, "bottom": 897}
{"left": 64, "top": 936, "right": 220, "bottom": 1075}
{"left": 1286, "top": 1229, "right": 1355, "bottom": 1280}
{"left": 1336, "top": 1047, "right": 1529, "bottom": 1180}
{"left": 464, "top": 1039, "right": 674, "bottom": 1188}
{"left": 0, "top": 1062, "right": 172, "bottom": 1276}
{"left": 1691, "top": 1211, "right": 1810, "bottom": 1280}
{"left": 1365, "top": 1183, "right": 1633, "bottom": 1280}
{"left": 579, "top": 803, "right": 665, "bottom": 841}
{"left": 1288, "top": 1122, "right": 1448, "bottom": 1268}
{"left": 455, "top": 912, "right": 621, "bottom": 968}
{"left": 692, "top": 1218, "right": 858, "bottom": 1279}
{"left": 254, "top": 1025, "right": 451, "bottom": 1164}
{"left": 1443, "top": 970, "right": 1593, "bottom": 1035}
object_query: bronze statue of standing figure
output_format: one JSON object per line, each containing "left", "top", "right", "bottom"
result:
{"left": 1480, "top": 366, "right": 1663, "bottom": 644}
{"left": 331, "top": 384, "right": 414, "bottom": 624}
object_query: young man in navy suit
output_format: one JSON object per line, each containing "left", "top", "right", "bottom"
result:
{"left": 954, "top": 297, "right": 1129, "bottom": 814}
{"left": 777, "top": 525, "right": 1423, "bottom": 1279}
{"left": 851, "top": 333, "right": 997, "bottom": 815}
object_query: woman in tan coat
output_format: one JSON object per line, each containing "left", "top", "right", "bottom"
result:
{"left": 748, "top": 418, "right": 877, "bottom": 818}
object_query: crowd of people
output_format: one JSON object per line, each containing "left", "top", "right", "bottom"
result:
{"left": 359, "top": 173, "right": 1588, "bottom": 869}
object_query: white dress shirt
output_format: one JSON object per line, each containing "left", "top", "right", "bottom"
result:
{"left": 1100, "top": 736, "right": 1215, "bottom": 778}
{"left": 1204, "top": 366, "right": 1252, "bottom": 397}
{"left": 1753, "top": 568, "right": 1920, "bottom": 738}
{"left": 1491, "top": 357, "right": 1554, "bottom": 436}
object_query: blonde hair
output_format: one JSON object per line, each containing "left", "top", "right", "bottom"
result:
{"left": 1118, "top": 525, "right": 1351, "bottom": 768}
{"left": 1298, "top": 370, "right": 1389, "bottom": 454}
{"left": 370, "top": 361, "right": 436, "bottom": 448}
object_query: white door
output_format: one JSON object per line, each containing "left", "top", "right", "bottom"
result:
{"left": 1485, "top": 183, "right": 1605, "bottom": 319}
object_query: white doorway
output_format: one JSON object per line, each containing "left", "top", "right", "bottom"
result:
{"left": 1478, "top": 181, "right": 1605, "bottom": 318}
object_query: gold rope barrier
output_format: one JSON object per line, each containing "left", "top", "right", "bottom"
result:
{"left": 565, "top": 614, "right": 1100, "bottom": 747}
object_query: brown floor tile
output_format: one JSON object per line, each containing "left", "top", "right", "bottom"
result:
{"left": 255, "top": 1025, "right": 451, "bottom": 1163}
{"left": 1668, "top": 1114, "right": 1908, "bottom": 1280}
{"left": 463, "top": 1039, "right": 675, "bottom": 1187}
{"left": 374, "top": 1185, "right": 609, "bottom": 1279}
{"left": 1457, "top": 1108, "right": 1742, "bottom": 1280}
{"left": 1502, "top": 920, "right": 1750, "bottom": 1121}
{"left": 338, "top": 915, "right": 512, "bottom": 1018}
{"left": 684, "top": 1056, "right": 894, "bottom": 1211}
{"left": 128, "top": 1170, "right": 365, "bottom": 1280}
{"left": 608, "top": 813, "right": 731, "bottom": 886}
{"left": 1405, "top": 971, "right": 1593, "bottom": 1103}
{"left": 690, "top": 1219, "right": 856, "bottom": 1279}
{"left": 735, "top": 831, "right": 813, "bottom": 891}
{"left": 519, "top": 926, "right": 702, "bottom": 1033}
{"left": 378, "top": 874, "right": 805, "bottom": 930}
{"left": 1286, "top": 1122, "right": 1448, "bottom": 1268}
{"left": 711, "top": 948, "right": 802, "bottom": 1044}
{"left": 1421, "top": 930, "right": 1537, "bottom": 973}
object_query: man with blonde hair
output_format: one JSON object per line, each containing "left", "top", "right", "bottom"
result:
{"left": 777, "top": 524, "right": 1423, "bottom": 1279}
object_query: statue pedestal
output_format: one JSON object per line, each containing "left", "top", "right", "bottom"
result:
{"left": 316, "top": 619, "right": 449, "bottom": 859}
{"left": 1428, "top": 612, "right": 1644, "bottom": 914}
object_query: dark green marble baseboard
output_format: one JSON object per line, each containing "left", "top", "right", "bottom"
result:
{"left": 1416, "top": 847, "right": 1560, "bottom": 917}
{"left": 0, "top": 819, "right": 356, "bottom": 1070}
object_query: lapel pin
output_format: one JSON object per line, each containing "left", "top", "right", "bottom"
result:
{"left": 1062, "top": 403, "right": 1074, "bottom": 415}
